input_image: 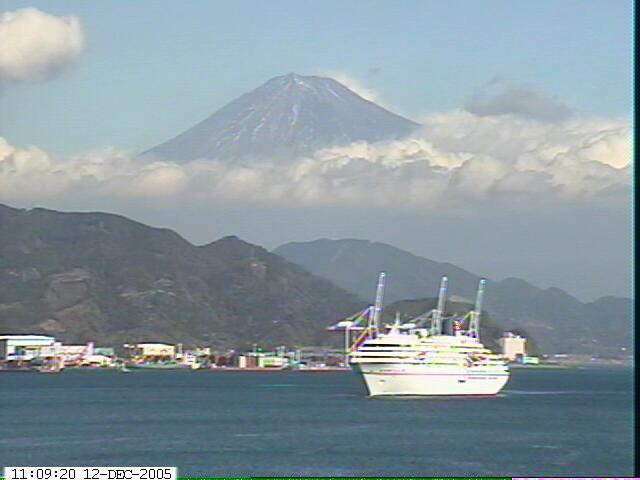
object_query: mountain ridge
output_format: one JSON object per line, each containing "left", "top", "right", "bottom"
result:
{"left": 0, "top": 204, "right": 367, "bottom": 349}
{"left": 273, "top": 238, "right": 632, "bottom": 356}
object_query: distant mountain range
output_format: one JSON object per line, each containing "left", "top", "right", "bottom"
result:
{"left": 143, "top": 73, "right": 419, "bottom": 163}
{"left": 0, "top": 204, "right": 628, "bottom": 357}
{"left": 0, "top": 203, "right": 524, "bottom": 353}
{"left": 274, "top": 239, "right": 632, "bottom": 356}
{"left": 0, "top": 204, "right": 365, "bottom": 349}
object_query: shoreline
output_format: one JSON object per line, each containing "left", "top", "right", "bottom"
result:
{"left": 510, "top": 362, "right": 631, "bottom": 369}
{"left": 3, "top": 362, "right": 630, "bottom": 373}
{"left": 207, "top": 366, "right": 350, "bottom": 372}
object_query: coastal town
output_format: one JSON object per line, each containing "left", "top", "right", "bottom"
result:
{"left": 0, "top": 334, "right": 349, "bottom": 372}
{"left": 2, "top": 330, "right": 625, "bottom": 374}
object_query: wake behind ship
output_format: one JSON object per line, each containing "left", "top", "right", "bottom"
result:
{"left": 340, "top": 274, "right": 509, "bottom": 396}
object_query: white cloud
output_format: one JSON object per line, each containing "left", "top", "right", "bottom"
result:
{"left": 0, "top": 140, "right": 189, "bottom": 200}
{"left": 465, "top": 78, "right": 574, "bottom": 123}
{"left": 320, "top": 71, "right": 383, "bottom": 105}
{"left": 0, "top": 137, "right": 69, "bottom": 198}
{"left": 0, "top": 8, "right": 84, "bottom": 82}
{"left": 116, "top": 163, "right": 190, "bottom": 198}
{"left": 0, "top": 109, "right": 630, "bottom": 211}
{"left": 418, "top": 111, "right": 630, "bottom": 198}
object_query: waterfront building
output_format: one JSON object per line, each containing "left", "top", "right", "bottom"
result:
{"left": 195, "top": 347, "right": 211, "bottom": 357}
{"left": 80, "top": 354, "right": 114, "bottom": 366}
{"left": 94, "top": 347, "right": 115, "bottom": 356}
{"left": 0, "top": 335, "right": 56, "bottom": 361}
{"left": 258, "top": 355, "right": 287, "bottom": 368}
{"left": 45, "top": 342, "right": 93, "bottom": 357}
{"left": 233, "top": 352, "right": 290, "bottom": 369}
{"left": 515, "top": 353, "right": 540, "bottom": 364}
{"left": 35, "top": 341, "right": 115, "bottom": 366}
{"left": 499, "top": 332, "right": 527, "bottom": 361}
{"left": 130, "top": 343, "right": 176, "bottom": 360}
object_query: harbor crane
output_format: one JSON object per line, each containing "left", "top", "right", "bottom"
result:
{"left": 368, "top": 271, "right": 386, "bottom": 338}
{"left": 467, "top": 278, "right": 486, "bottom": 340}
{"left": 330, "top": 273, "right": 488, "bottom": 358}
{"left": 431, "top": 276, "right": 448, "bottom": 336}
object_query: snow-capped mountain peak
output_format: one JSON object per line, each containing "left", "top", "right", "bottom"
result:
{"left": 143, "top": 73, "right": 420, "bottom": 163}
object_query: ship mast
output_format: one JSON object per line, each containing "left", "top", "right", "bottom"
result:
{"left": 368, "top": 272, "right": 386, "bottom": 338}
{"left": 432, "top": 276, "right": 448, "bottom": 336}
{"left": 468, "top": 278, "right": 486, "bottom": 340}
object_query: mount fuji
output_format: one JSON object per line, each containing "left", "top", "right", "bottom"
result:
{"left": 143, "top": 73, "right": 420, "bottom": 163}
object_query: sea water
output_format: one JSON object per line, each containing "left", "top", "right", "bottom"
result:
{"left": 0, "top": 367, "right": 633, "bottom": 476}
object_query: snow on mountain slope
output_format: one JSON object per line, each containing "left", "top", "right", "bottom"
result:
{"left": 143, "top": 73, "right": 420, "bottom": 163}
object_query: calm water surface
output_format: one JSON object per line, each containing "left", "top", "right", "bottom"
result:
{"left": 0, "top": 367, "right": 634, "bottom": 476}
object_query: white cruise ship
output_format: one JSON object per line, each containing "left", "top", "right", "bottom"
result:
{"left": 347, "top": 274, "right": 510, "bottom": 396}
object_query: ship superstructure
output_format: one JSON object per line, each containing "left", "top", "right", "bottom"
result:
{"left": 343, "top": 274, "right": 510, "bottom": 396}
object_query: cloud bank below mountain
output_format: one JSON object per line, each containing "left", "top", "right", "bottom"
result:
{"left": 0, "top": 110, "right": 629, "bottom": 211}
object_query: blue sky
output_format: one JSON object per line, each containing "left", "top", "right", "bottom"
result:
{"left": 0, "top": 1, "right": 632, "bottom": 300}
{"left": 0, "top": 0, "right": 632, "bottom": 155}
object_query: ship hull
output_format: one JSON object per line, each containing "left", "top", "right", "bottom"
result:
{"left": 352, "top": 363, "right": 509, "bottom": 396}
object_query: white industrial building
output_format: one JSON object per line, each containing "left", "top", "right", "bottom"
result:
{"left": 39, "top": 341, "right": 112, "bottom": 366}
{"left": 0, "top": 336, "right": 114, "bottom": 366}
{"left": 0, "top": 335, "right": 56, "bottom": 361}
{"left": 499, "top": 332, "right": 527, "bottom": 360}
{"left": 130, "top": 343, "right": 176, "bottom": 359}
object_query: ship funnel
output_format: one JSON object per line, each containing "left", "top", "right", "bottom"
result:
{"left": 469, "top": 278, "right": 486, "bottom": 340}
{"left": 369, "top": 272, "right": 386, "bottom": 336}
{"left": 432, "top": 276, "right": 448, "bottom": 335}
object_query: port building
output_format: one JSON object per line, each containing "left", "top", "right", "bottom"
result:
{"left": 234, "top": 352, "right": 289, "bottom": 369}
{"left": 0, "top": 335, "right": 56, "bottom": 361}
{"left": 499, "top": 332, "right": 527, "bottom": 361}
{"left": 130, "top": 343, "right": 176, "bottom": 360}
